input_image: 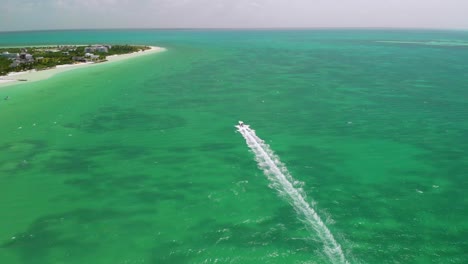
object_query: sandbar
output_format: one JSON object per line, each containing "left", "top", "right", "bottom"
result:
{"left": 0, "top": 46, "right": 166, "bottom": 87}
{"left": 376, "top": 40, "right": 468, "bottom": 46}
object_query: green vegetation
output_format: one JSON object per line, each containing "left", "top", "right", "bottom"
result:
{"left": 0, "top": 57, "right": 11, "bottom": 76}
{"left": 107, "top": 45, "right": 151, "bottom": 55}
{"left": 0, "top": 45, "right": 151, "bottom": 76}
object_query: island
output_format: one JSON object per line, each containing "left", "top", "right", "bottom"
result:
{"left": 0, "top": 44, "right": 152, "bottom": 76}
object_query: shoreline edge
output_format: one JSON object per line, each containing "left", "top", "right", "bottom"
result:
{"left": 0, "top": 46, "right": 166, "bottom": 87}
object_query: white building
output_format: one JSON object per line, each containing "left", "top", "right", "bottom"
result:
{"left": 84, "top": 45, "right": 109, "bottom": 53}
{"left": 1, "top": 52, "right": 19, "bottom": 59}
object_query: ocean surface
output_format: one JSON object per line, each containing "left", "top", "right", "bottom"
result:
{"left": 0, "top": 29, "right": 467, "bottom": 264}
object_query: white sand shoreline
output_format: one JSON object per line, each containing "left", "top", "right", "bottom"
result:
{"left": 0, "top": 46, "right": 166, "bottom": 87}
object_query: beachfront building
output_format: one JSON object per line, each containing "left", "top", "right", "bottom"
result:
{"left": 45, "top": 48, "right": 60, "bottom": 53}
{"left": 19, "top": 53, "right": 34, "bottom": 61}
{"left": 96, "top": 46, "right": 108, "bottom": 53}
{"left": 84, "top": 53, "right": 100, "bottom": 60}
{"left": 72, "top": 56, "right": 86, "bottom": 62}
{"left": 84, "top": 45, "right": 111, "bottom": 53}
{"left": 1, "top": 51, "right": 19, "bottom": 59}
{"left": 10, "top": 60, "right": 21, "bottom": 68}
{"left": 6, "top": 53, "right": 34, "bottom": 68}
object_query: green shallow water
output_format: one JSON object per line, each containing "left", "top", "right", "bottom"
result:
{"left": 0, "top": 29, "right": 467, "bottom": 263}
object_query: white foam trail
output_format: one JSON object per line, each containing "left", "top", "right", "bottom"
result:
{"left": 236, "top": 123, "right": 349, "bottom": 264}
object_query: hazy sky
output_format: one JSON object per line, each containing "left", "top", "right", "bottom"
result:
{"left": 2, "top": 0, "right": 468, "bottom": 31}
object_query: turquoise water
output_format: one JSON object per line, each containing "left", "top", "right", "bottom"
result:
{"left": 0, "top": 29, "right": 467, "bottom": 263}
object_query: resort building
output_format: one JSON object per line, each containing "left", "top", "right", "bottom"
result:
{"left": 84, "top": 53, "right": 100, "bottom": 60}
{"left": 84, "top": 45, "right": 111, "bottom": 53}
{"left": 1, "top": 51, "right": 19, "bottom": 59}
{"left": 6, "top": 52, "right": 34, "bottom": 68}
{"left": 72, "top": 56, "right": 87, "bottom": 62}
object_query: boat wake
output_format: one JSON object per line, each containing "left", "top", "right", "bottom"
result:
{"left": 236, "top": 121, "right": 349, "bottom": 264}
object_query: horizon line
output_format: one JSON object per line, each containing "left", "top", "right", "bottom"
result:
{"left": 1, "top": 26, "right": 468, "bottom": 34}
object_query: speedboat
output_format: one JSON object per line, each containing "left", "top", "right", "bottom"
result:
{"left": 236, "top": 120, "right": 249, "bottom": 131}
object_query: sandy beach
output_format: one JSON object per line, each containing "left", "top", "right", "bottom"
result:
{"left": 0, "top": 46, "right": 165, "bottom": 86}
